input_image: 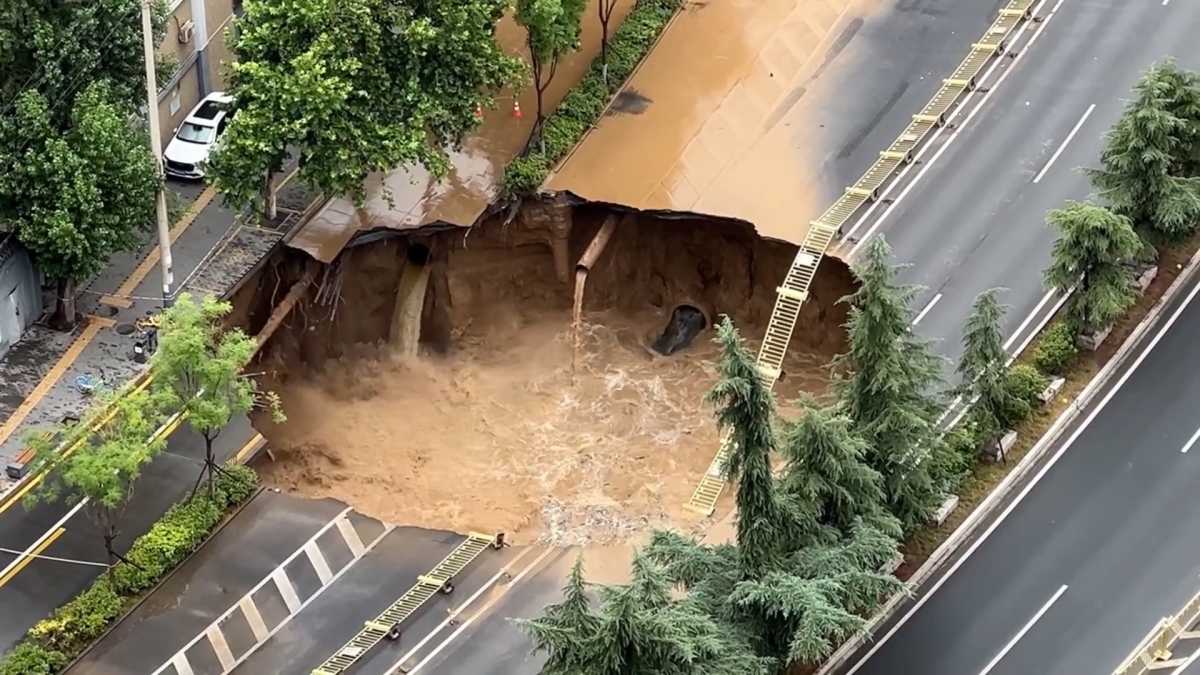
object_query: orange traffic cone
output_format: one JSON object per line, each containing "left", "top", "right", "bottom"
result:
{"left": 474, "top": 104, "right": 483, "bottom": 118}
{"left": 512, "top": 100, "right": 522, "bottom": 118}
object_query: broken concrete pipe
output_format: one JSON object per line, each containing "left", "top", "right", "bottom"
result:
{"left": 391, "top": 243, "right": 433, "bottom": 357}
{"left": 570, "top": 215, "right": 620, "bottom": 381}
{"left": 650, "top": 300, "right": 710, "bottom": 357}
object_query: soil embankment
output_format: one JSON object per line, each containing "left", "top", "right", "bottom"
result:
{"left": 234, "top": 200, "right": 856, "bottom": 544}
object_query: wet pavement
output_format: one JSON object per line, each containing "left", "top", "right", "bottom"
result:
{"left": 547, "top": 0, "right": 1005, "bottom": 245}
{"left": 64, "top": 493, "right": 350, "bottom": 675}
{"left": 0, "top": 416, "right": 260, "bottom": 650}
{"left": 64, "top": 492, "right": 522, "bottom": 675}
{"left": 0, "top": 166, "right": 323, "bottom": 652}
{"left": 0, "top": 174, "right": 309, "bottom": 473}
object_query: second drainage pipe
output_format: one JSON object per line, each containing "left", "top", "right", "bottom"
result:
{"left": 571, "top": 214, "right": 621, "bottom": 381}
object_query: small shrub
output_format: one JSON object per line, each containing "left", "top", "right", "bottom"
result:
{"left": 936, "top": 424, "right": 980, "bottom": 492}
{"left": 0, "top": 643, "right": 66, "bottom": 675}
{"left": 1032, "top": 321, "right": 1078, "bottom": 376}
{"left": 998, "top": 364, "right": 1048, "bottom": 428}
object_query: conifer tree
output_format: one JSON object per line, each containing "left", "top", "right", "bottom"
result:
{"left": 1085, "top": 59, "right": 1200, "bottom": 248}
{"left": 518, "top": 553, "right": 770, "bottom": 675}
{"left": 957, "top": 289, "right": 1023, "bottom": 444}
{"left": 779, "top": 395, "right": 900, "bottom": 541}
{"left": 706, "top": 317, "right": 798, "bottom": 576}
{"left": 830, "top": 235, "right": 947, "bottom": 531}
{"left": 646, "top": 318, "right": 904, "bottom": 669}
{"left": 1043, "top": 201, "right": 1141, "bottom": 336}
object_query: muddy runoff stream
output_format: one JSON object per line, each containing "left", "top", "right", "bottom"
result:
{"left": 232, "top": 199, "right": 857, "bottom": 545}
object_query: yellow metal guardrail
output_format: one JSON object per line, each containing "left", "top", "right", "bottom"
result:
{"left": 682, "top": 0, "right": 1038, "bottom": 516}
{"left": 310, "top": 532, "right": 498, "bottom": 675}
{"left": 1115, "top": 588, "right": 1200, "bottom": 675}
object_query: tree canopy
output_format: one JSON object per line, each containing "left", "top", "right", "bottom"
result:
{"left": 779, "top": 394, "right": 898, "bottom": 541}
{"left": 0, "top": 1, "right": 168, "bottom": 329}
{"left": 1044, "top": 200, "right": 1141, "bottom": 334}
{"left": 23, "top": 388, "right": 167, "bottom": 569}
{"left": 1085, "top": 59, "right": 1200, "bottom": 248}
{"left": 148, "top": 293, "right": 283, "bottom": 493}
{"left": 208, "top": 0, "right": 524, "bottom": 215}
{"left": 956, "top": 288, "right": 1026, "bottom": 441}
{"left": 515, "top": 0, "right": 588, "bottom": 143}
{"left": 518, "top": 554, "right": 771, "bottom": 675}
{"left": 830, "top": 235, "right": 947, "bottom": 531}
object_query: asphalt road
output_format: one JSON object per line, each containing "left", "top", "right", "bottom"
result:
{"left": 0, "top": 416, "right": 260, "bottom": 650}
{"left": 227, "top": 528, "right": 516, "bottom": 675}
{"left": 66, "top": 493, "right": 349, "bottom": 675}
{"left": 832, "top": 0, "right": 1200, "bottom": 671}
{"left": 853, "top": 0, "right": 1200, "bottom": 370}
{"left": 842, "top": 250, "right": 1200, "bottom": 675}
{"left": 797, "top": 0, "right": 1009, "bottom": 218}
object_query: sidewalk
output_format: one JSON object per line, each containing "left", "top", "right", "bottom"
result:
{"left": 0, "top": 173, "right": 319, "bottom": 484}
{"left": 0, "top": 173, "right": 324, "bottom": 651}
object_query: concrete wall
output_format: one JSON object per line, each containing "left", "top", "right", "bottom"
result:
{"left": 156, "top": 0, "right": 236, "bottom": 145}
{"left": 0, "top": 238, "right": 43, "bottom": 360}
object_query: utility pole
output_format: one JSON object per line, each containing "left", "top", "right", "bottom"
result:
{"left": 140, "top": 0, "right": 175, "bottom": 309}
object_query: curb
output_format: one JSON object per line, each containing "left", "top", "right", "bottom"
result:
{"left": 59, "top": 486, "right": 267, "bottom": 672}
{"left": 817, "top": 247, "right": 1200, "bottom": 673}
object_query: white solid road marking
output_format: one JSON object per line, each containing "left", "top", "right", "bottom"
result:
{"left": 912, "top": 293, "right": 943, "bottom": 326}
{"left": 1005, "top": 289, "right": 1059, "bottom": 355}
{"left": 843, "top": 0, "right": 1064, "bottom": 255}
{"left": 977, "top": 585, "right": 1069, "bottom": 675}
{"left": 1180, "top": 426, "right": 1200, "bottom": 453}
{"left": 1033, "top": 103, "right": 1096, "bottom": 183}
{"left": 845, "top": 262, "right": 1200, "bottom": 674}
{"left": 399, "top": 547, "right": 559, "bottom": 674}
{"left": 1171, "top": 645, "right": 1200, "bottom": 673}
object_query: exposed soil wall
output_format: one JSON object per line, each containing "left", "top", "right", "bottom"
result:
{"left": 236, "top": 198, "right": 857, "bottom": 543}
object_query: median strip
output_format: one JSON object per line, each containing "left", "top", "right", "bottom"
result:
{"left": 816, "top": 236, "right": 1200, "bottom": 674}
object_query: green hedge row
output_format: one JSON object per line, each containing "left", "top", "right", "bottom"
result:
{"left": 0, "top": 466, "right": 259, "bottom": 675}
{"left": 500, "top": 0, "right": 685, "bottom": 198}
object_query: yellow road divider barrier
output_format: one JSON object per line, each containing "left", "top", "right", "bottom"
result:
{"left": 1115, "top": 588, "right": 1200, "bottom": 675}
{"left": 310, "top": 532, "right": 500, "bottom": 675}
{"left": 682, "top": 0, "right": 1039, "bottom": 516}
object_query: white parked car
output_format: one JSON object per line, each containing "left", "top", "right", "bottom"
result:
{"left": 163, "top": 91, "right": 235, "bottom": 180}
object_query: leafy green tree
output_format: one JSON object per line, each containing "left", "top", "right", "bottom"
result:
{"left": 1085, "top": 60, "right": 1200, "bottom": 248}
{"left": 518, "top": 554, "right": 770, "bottom": 675}
{"left": 148, "top": 293, "right": 284, "bottom": 496}
{"left": 515, "top": 0, "right": 588, "bottom": 146}
{"left": 1043, "top": 200, "right": 1141, "bottom": 336}
{"left": 0, "top": 82, "right": 161, "bottom": 329}
{"left": 956, "top": 289, "right": 1024, "bottom": 449}
{"left": 0, "top": 0, "right": 167, "bottom": 108}
{"left": 830, "top": 235, "right": 946, "bottom": 531}
{"left": 0, "top": 0, "right": 169, "bottom": 329}
{"left": 208, "top": 0, "right": 523, "bottom": 219}
{"left": 778, "top": 395, "right": 899, "bottom": 541}
{"left": 23, "top": 389, "right": 167, "bottom": 571}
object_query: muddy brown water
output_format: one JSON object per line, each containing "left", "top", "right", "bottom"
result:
{"left": 232, "top": 202, "right": 855, "bottom": 544}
